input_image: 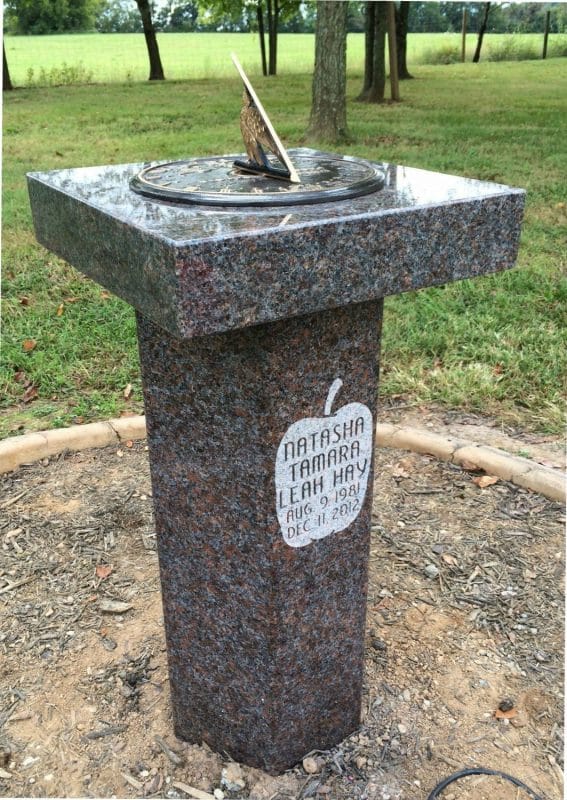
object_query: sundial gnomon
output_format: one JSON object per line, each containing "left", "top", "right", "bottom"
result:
{"left": 130, "top": 55, "right": 384, "bottom": 207}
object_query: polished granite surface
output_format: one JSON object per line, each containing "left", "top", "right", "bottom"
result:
{"left": 28, "top": 148, "right": 525, "bottom": 339}
{"left": 28, "top": 148, "right": 522, "bottom": 243}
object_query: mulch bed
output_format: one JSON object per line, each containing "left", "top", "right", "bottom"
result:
{"left": 0, "top": 437, "right": 563, "bottom": 799}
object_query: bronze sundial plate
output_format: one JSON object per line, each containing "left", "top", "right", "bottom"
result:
{"left": 129, "top": 152, "right": 385, "bottom": 207}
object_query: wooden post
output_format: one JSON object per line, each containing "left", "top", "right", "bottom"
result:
{"left": 542, "top": 10, "right": 550, "bottom": 60}
{"left": 461, "top": 8, "right": 468, "bottom": 63}
{"left": 472, "top": 2, "right": 490, "bottom": 64}
{"left": 257, "top": 1, "right": 267, "bottom": 76}
{"left": 386, "top": 1, "right": 400, "bottom": 101}
{"left": 3, "top": 41, "right": 14, "bottom": 91}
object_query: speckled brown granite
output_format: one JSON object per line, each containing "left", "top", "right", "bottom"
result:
{"left": 138, "top": 301, "right": 383, "bottom": 773}
{"left": 27, "top": 149, "right": 525, "bottom": 340}
{"left": 27, "top": 149, "right": 525, "bottom": 773}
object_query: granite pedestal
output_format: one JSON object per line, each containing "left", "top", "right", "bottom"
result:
{"left": 27, "top": 149, "right": 524, "bottom": 773}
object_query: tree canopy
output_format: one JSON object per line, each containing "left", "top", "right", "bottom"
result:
{"left": 4, "top": 1, "right": 564, "bottom": 37}
{"left": 408, "top": 2, "right": 565, "bottom": 34}
{"left": 4, "top": 0, "right": 101, "bottom": 34}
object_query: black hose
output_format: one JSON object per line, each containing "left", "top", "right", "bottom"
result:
{"left": 426, "top": 766, "right": 545, "bottom": 800}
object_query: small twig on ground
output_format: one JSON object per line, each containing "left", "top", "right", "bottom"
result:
{"left": 154, "top": 734, "right": 184, "bottom": 766}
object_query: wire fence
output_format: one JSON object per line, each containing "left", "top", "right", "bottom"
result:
{"left": 4, "top": 31, "right": 566, "bottom": 88}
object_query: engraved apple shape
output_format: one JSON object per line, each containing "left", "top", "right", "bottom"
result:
{"left": 275, "top": 378, "right": 373, "bottom": 548}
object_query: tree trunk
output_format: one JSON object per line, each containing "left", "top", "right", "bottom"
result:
{"left": 360, "top": 1, "right": 376, "bottom": 98}
{"left": 395, "top": 1, "right": 413, "bottom": 80}
{"left": 135, "top": 0, "right": 165, "bottom": 80}
{"left": 266, "top": 0, "right": 278, "bottom": 75}
{"left": 358, "top": 2, "right": 387, "bottom": 103}
{"left": 307, "top": 0, "right": 348, "bottom": 142}
{"left": 272, "top": 0, "right": 279, "bottom": 74}
{"left": 3, "top": 41, "right": 13, "bottom": 91}
{"left": 386, "top": 2, "right": 400, "bottom": 100}
{"left": 257, "top": 1, "right": 267, "bottom": 76}
{"left": 472, "top": 2, "right": 490, "bottom": 64}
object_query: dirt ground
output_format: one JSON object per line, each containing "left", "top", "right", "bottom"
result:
{"left": 0, "top": 407, "right": 564, "bottom": 800}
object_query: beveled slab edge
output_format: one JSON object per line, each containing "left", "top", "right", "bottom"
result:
{"left": 27, "top": 171, "right": 525, "bottom": 341}
{"left": 27, "top": 176, "right": 181, "bottom": 337}
{"left": 173, "top": 191, "right": 525, "bottom": 338}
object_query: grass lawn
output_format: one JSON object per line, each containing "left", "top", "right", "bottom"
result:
{"left": 2, "top": 56, "right": 566, "bottom": 436}
{"left": 4, "top": 31, "right": 565, "bottom": 85}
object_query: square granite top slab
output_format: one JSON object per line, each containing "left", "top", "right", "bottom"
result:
{"left": 28, "top": 148, "right": 524, "bottom": 340}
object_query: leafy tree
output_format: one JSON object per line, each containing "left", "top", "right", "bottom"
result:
{"left": 96, "top": 0, "right": 142, "bottom": 32}
{"left": 198, "top": 0, "right": 300, "bottom": 74}
{"left": 347, "top": 2, "right": 366, "bottom": 33}
{"left": 548, "top": 3, "right": 567, "bottom": 34}
{"left": 308, "top": 0, "right": 348, "bottom": 141}
{"left": 156, "top": 1, "right": 199, "bottom": 31}
{"left": 4, "top": 0, "right": 101, "bottom": 34}
{"left": 407, "top": 1, "right": 445, "bottom": 33}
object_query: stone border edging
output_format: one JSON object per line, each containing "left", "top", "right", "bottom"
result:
{"left": 376, "top": 423, "right": 564, "bottom": 504}
{"left": 0, "top": 416, "right": 564, "bottom": 504}
{"left": 0, "top": 417, "right": 146, "bottom": 476}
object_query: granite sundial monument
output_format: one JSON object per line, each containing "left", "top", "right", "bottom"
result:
{"left": 27, "top": 56, "right": 525, "bottom": 774}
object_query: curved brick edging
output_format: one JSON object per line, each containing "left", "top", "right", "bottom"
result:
{"left": 0, "top": 416, "right": 564, "bottom": 504}
{"left": 375, "top": 424, "right": 564, "bottom": 504}
{"left": 0, "top": 417, "right": 146, "bottom": 476}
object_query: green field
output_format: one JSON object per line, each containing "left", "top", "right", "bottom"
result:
{"left": 4, "top": 31, "right": 564, "bottom": 85}
{"left": 2, "top": 54, "right": 566, "bottom": 436}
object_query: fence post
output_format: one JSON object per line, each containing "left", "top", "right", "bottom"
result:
{"left": 542, "top": 10, "right": 550, "bottom": 60}
{"left": 461, "top": 8, "right": 468, "bottom": 63}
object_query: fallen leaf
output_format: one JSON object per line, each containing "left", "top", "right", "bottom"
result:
{"left": 14, "top": 370, "right": 27, "bottom": 384}
{"left": 100, "top": 290, "right": 111, "bottom": 300}
{"left": 22, "top": 339, "right": 36, "bottom": 352}
{"left": 125, "top": 440, "right": 133, "bottom": 448}
{"left": 473, "top": 475, "right": 499, "bottom": 488}
{"left": 56, "top": 302, "right": 64, "bottom": 316}
{"left": 123, "top": 383, "right": 133, "bottom": 400}
{"left": 441, "top": 553, "right": 458, "bottom": 566}
{"left": 64, "top": 296, "right": 79, "bottom": 303}
{"left": 494, "top": 707, "right": 517, "bottom": 719}
{"left": 19, "top": 296, "right": 30, "bottom": 306}
{"left": 95, "top": 564, "right": 113, "bottom": 580}
{"left": 22, "top": 384, "right": 38, "bottom": 403}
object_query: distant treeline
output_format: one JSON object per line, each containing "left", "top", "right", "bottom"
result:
{"left": 4, "top": 1, "right": 566, "bottom": 37}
